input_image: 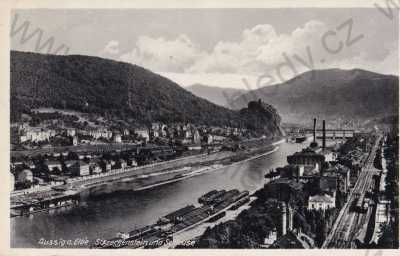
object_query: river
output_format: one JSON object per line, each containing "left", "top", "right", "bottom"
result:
{"left": 11, "top": 141, "right": 306, "bottom": 248}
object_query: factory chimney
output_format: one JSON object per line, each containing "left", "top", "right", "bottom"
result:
{"left": 322, "top": 120, "right": 326, "bottom": 150}
{"left": 288, "top": 206, "right": 293, "bottom": 231}
{"left": 280, "top": 202, "right": 287, "bottom": 236}
{"left": 313, "top": 118, "right": 316, "bottom": 142}
{"left": 310, "top": 118, "right": 318, "bottom": 149}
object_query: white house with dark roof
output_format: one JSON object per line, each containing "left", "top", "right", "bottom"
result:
{"left": 136, "top": 128, "right": 150, "bottom": 142}
{"left": 308, "top": 194, "right": 335, "bottom": 211}
{"left": 47, "top": 160, "right": 62, "bottom": 172}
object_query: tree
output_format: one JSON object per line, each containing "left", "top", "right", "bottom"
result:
{"left": 377, "top": 223, "right": 396, "bottom": 248}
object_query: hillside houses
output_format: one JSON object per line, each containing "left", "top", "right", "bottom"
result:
{"left": 10, "top": 119, "right": 251, "bottom": 191}
{"left": 11, "top": 117, "right": 247, "bottom": 151}
{"left": 89, "top": 128, "right": 113, "bottom": 140}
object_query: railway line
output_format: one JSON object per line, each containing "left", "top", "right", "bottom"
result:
{"left": 323, "top": 135, "right": 381, "bottom": 248}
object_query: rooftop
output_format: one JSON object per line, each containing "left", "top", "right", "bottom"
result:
{"left": 328, "top": 164, "right": 351, "bottom": 173}
{"left": 288, "top": 147, "right": 325, "bottom": 160}
{"left": 268, "top": 178, "right": 303, "bottom": 191}
{"left": 303, "top": 166, "right": 319, "bottom": 176}
{"left": 319, "top": 176, "right": 337, "bottom": 191}
{"left": 309, "top": 194, "right": 335, "bottom": 203}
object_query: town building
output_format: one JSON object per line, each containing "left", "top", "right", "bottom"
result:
{"left": 315, "top": 148, "right": 337, "bottom": 162}
{"left": 89, "top": 162, "right": 102, "bottom": 175}
{"left": 24, "top": 127, "right": 54, "bottom": 142}
{"left": 46, "top": 160, "right": 62, "bottom": 172}
{"left": 261, "top": 229, "right": 278, "bottom": 248}
{"left": 151, "top": 123, "right": 160, "bottom": 131}
{"left": 287, "top": 148, "right": 325, "bottom": 173}
{"left": 160, "top": 124, "right": 167, "bottom": 137}
{"left": 72, "top": 136, "right": 78, "bottom": 146}
{"left": 99, "top": 160, "right": 112, "bottom": 172}
{"left": 193, "top": 130, "right": 201, "bottom": 144}
{"left": 127, "top": 158, "right": 138, "bottom": 167}
{"left": 89, "top": 128, "right": 113, "bottom": 140}
{"left": 63, "top": 160, "right": 76, "bottom": 173}
{"left": 123, "top": 129, "right": 130, "bottom": 136}
{"left": 24, "top": 160, "right": 36, "bottom": 169}
{"left": 323, "top": 164, "right": 351, "bottom": 193}
{"left": 205, "top": 134, "right": 213, "bottom": 144}
{"left": 136, "top": 128, "right": 150, "bottom": 142}
{"left": 19, "top": 135, "right": 28, "bottom": 143}
{"left": 265, "top": 178, "right": 303, "bottom": 202}
{"left": 278, "top": 164, "right": 319, "bottom": 179}
{"left": 150, "top": 130, "right": 159, "bottom": 139}
{"left": 308, "top": 194, "right": 335, "bottom": 211}
{"left": 212, "top": 135, "right": 226, "bottom": 143}
{"left": 120, "top": 159, "right": 128, "bottom": 169}
{"left": 184, "top": 130, "right": 192, "bottom": 139}
{"left": 17, "top": 169, "right": 33, "bottom": 183}
{"left": 113, "top": 132, "right": 122, "bottom": 143}
{"left": 70, "top": 161, "right": 90, "bottom": 176}
{"left": 151, "top": 123, "right": 166, "bottom": 138}
{"left": 66, "top": 128, "right": 76, "bottom": 137}
{"left": 319, "top": 176, "right": 337, "bottom": 199}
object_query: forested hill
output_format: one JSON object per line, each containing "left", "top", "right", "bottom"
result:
{"left": 10, "top": 51, "right": 282, "bottom": 137}
{"left": 231, "top": 68, "right": 398, "bottom": 125}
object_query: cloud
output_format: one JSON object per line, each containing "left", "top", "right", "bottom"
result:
{"left": 99, "top": 40, "right": 120, "bottom": 59}
{"left": 186, "top": 24, "right": 279, "bottom": 74}
{"left": 100, "top": 20, "right": 397, "bottom": 88}
{"left": 185, "top": 19, "right": 397, "bottom": 82}
{"left": 119, "top": 34, "right": 204, "bottom": 72}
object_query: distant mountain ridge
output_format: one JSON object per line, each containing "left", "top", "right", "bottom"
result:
{"left": 10, "top": 51, "right": 282, "bottom": 137}
{"left": 186, "top": 84, "right": 246, "bottom": 108}
{"left": 231, "top": 68, "right": 399, "bottom": 125}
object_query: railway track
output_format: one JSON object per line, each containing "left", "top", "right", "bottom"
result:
{"left": 323, "top": 136, "right": 381, "bottom": 248}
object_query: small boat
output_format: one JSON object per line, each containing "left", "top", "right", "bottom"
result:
{"left": 207, "top": 211, "right": 226, "bottom": 222}
{"left": 121, "top": 177, "right": 134, "bottom": 182}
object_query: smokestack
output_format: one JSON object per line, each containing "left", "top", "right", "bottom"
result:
{"left": 322, "top": 120, "right": 326, "bottom": 150}
{"left": 313, "top": 118, "right": 316, "bottom": 142}
{"left": 281, "top": 202, "right": 287, "bottom": 236}
{"left": 288, "top": 206, "right": 293, "bottom": 231}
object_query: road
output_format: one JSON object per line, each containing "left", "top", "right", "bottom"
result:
{"left": 323, "top": 135, "right": 381, "bottom": 248}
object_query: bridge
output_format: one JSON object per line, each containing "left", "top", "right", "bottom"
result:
{"left": 283, "top": 127, "right": 356, "bottom": 139}
{"left": 304, "top": 129, "right": 355, "bottom": 139}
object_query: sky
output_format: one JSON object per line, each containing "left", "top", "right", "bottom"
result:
{"left": 11, "top": 8, "right": 399, "bottom": 89}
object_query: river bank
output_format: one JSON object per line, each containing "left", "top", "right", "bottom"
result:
{"left": 11, "top": 138, "right": 283, "bottom": 209}
{"left": 11, "top": 140, "right": 304, "bottom": 248}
